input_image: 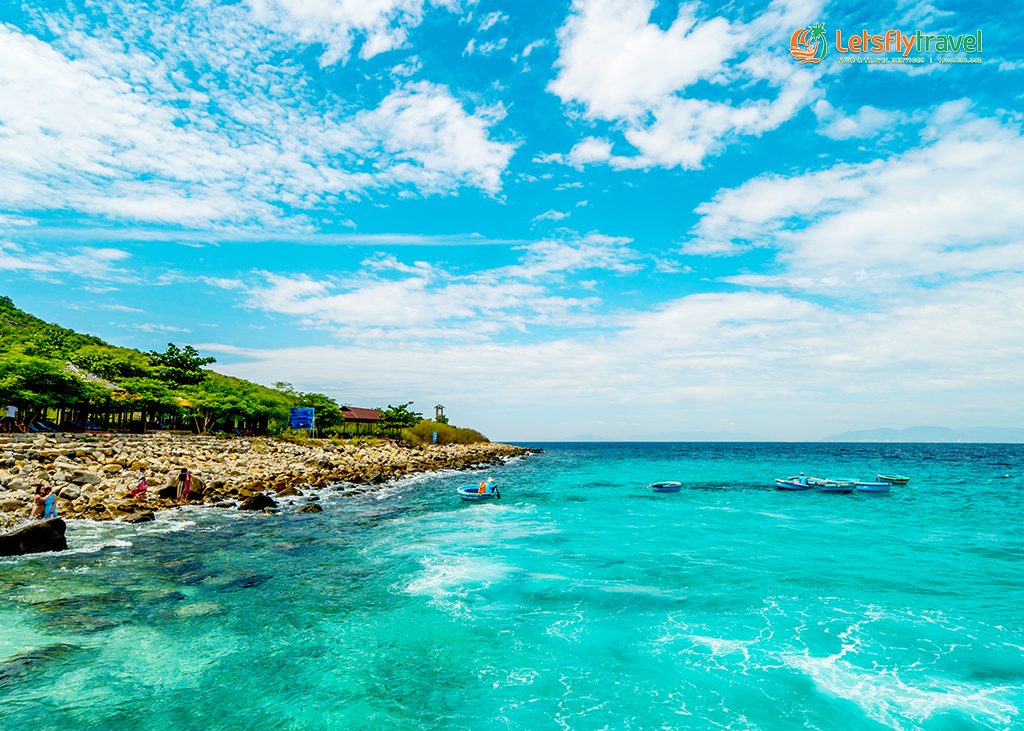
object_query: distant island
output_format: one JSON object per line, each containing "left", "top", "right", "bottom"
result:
{"left": 822, "top": 426, "right": 1024, "bottom": 443}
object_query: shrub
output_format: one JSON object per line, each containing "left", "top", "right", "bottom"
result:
{"left": 401, "top": 420, "right": 489, "bottom": 446}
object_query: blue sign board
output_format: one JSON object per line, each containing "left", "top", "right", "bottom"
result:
{"left": 432, "top": 430, "right": 438, "bottom": 444}
{"left": 289, "top": 408, "right": 315, "bottom": 430}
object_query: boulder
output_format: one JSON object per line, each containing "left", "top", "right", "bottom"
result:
{"left": 56, "top": 486, "right": 81, "bottom": 502}
{"left": 296, "top": 504, "right": 323, "bottom": 513}
{"left": 157, "top": 485, "right": 178, "bottom": 500}
{"left": 70, "top": 471, "right": 101, "bottom": 486}
{"left": 124, "top": 512, "right": 155, "bottom": 524}
{"left": 275, "top": 486, "right": 301, "bottom": 497}
{"left": 0, "top": 499, "right": 22, "bottom": 512}
{"left": 0, "top": 518, "right": 68, "bottom": 556}
{"left": 238, "top": 493, "right": 277, "bottom": 511}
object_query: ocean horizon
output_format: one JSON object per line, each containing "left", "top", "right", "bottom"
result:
{"left": 2, "top": 441, "right": 1022, "bottom": 730}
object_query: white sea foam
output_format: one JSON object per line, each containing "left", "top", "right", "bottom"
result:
{"left": 404, "top": 555, "right": 514, "bottom": 615}
{"left": 785, "top": 652, "right": 1020, "bottom": 730}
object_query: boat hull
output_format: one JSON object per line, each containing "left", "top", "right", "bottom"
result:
{"left": 877, "top": 474, "right": 910, "bottom": 485}
{"left": 649, "top": 481, "right": 682, "bottom": 493}
{"left": 458, "top": 486, "right": 498, "bottom": 501}
{"left": 775, "top": 478, "right": 809, "bottom": 490}
{"left": 855, "top": 482, "right": 891, "bottom": 492}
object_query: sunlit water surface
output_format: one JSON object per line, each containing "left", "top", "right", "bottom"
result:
{"left": 2, "top": 442, "right": 1023, "bottom": 730}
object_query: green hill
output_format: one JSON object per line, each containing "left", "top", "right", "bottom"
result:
{"left": 0, "top": 298, "right": 484, "bottom": 443}
{"left": 0, "top": 296, "right": 297, "bottom": 433}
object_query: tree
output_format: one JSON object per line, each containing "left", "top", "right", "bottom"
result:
{"left": 184, "top": 374, "right": 292, "bottom": 433}
{"left": 149, "top": 343, "right": 216, "bottom": 386}
{"left": 377, "top": 402, "right": 423, "bottom": 433}
{"left": 273, "top": 382, "right": 345, "bottom": 433}
{"left": 0, "top": 343, "right": 98, "bottom": 424}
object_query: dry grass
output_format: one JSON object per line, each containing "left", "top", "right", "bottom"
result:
{"left": 401, "top": 420, "right": 489, "bottom": 446}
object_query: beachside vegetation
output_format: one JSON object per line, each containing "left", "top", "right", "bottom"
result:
{"left": 0, "top": 297, "right": 489, "bottom": 442}
{"left": 402, "top": 420, "right": 489, "bottom": 446}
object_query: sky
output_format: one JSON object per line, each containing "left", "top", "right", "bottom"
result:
{"left": 0, "top": 0, "right": 1022, "bottom": 441}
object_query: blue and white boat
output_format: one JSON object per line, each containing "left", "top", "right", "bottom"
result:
{"left": 458, "top": 483, "right": 500, "bottom": 501}
{"left": 877, "top": 473, "right": 910, "bottom": 485}
{"left": 855, "top": 481, "right": 891, "bottom": 493}
{"left": 775, "top": 476, "right": 810, "bottom": 490}
{"left": 648, "top": 481, "right": 682, "bottom": 493}
{"left": 809, "top": 478, "right": 855, "bottom": 493}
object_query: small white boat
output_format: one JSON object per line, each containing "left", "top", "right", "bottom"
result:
{"left": 855, "top": 481, "right": 891, "bottom": 493}
{"left": 648, "top": 481, "right": 682, "bottom": 493}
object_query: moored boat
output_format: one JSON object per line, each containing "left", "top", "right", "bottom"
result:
{"left": 855, "top": 481, "right": 891, "bottom": 493}
{"left": 648, "top": 481, "right": 682, "bottom": 493}
{"left": 458, "top": 483, "right": 500, "bottom": 501}
{"left": 877, "top": 473, "right": 910, "bottom": 485}
{"left": 811, "top": 479, "right": 855, "bottom": 493}
{"left": 775, "top": 477, "right": 809, "bottom": 490}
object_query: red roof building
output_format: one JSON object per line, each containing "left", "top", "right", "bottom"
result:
{"left": 340, "top": 406, "right": 381, "bottom": 423}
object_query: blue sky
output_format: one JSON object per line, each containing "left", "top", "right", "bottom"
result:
{"left": 1, "top": 0, "right": 1022, "bottom": 440}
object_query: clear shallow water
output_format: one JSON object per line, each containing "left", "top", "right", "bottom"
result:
{"left": 2, "top": 442, "right": 1023, "bottom": 731}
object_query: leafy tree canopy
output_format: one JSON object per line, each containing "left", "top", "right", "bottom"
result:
{"left": 148, "top": 343, "right": 217, "bottom": 385}
{"left": 377, "top": 402, "right": 423, "bottom": 432}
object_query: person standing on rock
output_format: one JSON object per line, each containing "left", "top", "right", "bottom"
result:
{"left": 31, "top": 486, "right": 46, "bottom": 520}
{"left": 175, "top": 468, "right": 191, "bottom": 503}
{"left": 43, "top": 486, "right": 56, "bottom": 519}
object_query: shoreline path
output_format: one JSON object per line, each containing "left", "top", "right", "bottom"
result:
{"left": 0, "top": 432, "right": 535, "bottom": 528}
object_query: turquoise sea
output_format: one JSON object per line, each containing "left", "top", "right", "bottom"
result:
{"left": 2, "top": 442, "right": 1023, "bottom": 731}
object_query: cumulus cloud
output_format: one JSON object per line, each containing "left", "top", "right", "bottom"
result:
{"left": 683, "top": 106, "right": 1024, "bottom": 291}
{"left": 546, "top": 0, "right": 825, "bottom": 169}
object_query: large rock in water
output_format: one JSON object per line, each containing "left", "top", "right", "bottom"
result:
{"left": 0, "top": 519, "right": 68, "bottom": 557}
{"left": 238, "top": 493, "right": 277, "bottom": 511}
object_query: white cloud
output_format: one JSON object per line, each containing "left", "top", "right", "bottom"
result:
{"left": 245, "top": 0, "right": 459, "bottom": 66}
{"left": 532, "top": 209, "right": 570, "bottom": 222}
{"left": 0, "top": 242, "right": 134, "bottom": 280}
{"left": 813, "top": 100, "right": 905, "bottom": 139}
{"left": 683, "top": 106, "right": 1024, "bottom": 290}
{"left": 478, "top": 11, "right": 509, "bottom": 32}
{"left": 522, "top": 39, "right": 548, "bottom": 57}
{"left": 201, "top": 277, "right": 1024, "bottom": 439}
{"left": 0, "top": 9, "right": 515, "bottom": 229}
{"left": 354, "top": 82, "right": 516, "bottom": 195}
{"left": 132, "top": 322, "right": 193, "bottom": 333}
{"left": 464, "top": 37, "right": 508, "bottom": 56}
{"left": 233, "top": 234, "right": 638, "bottom": 340}
{"left": 547, "top": 0, "right": 825, "bottom": 169}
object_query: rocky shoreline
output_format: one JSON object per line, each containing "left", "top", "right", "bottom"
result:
{"left": 0, "top": 432, "right": 537, "bottom": 531}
